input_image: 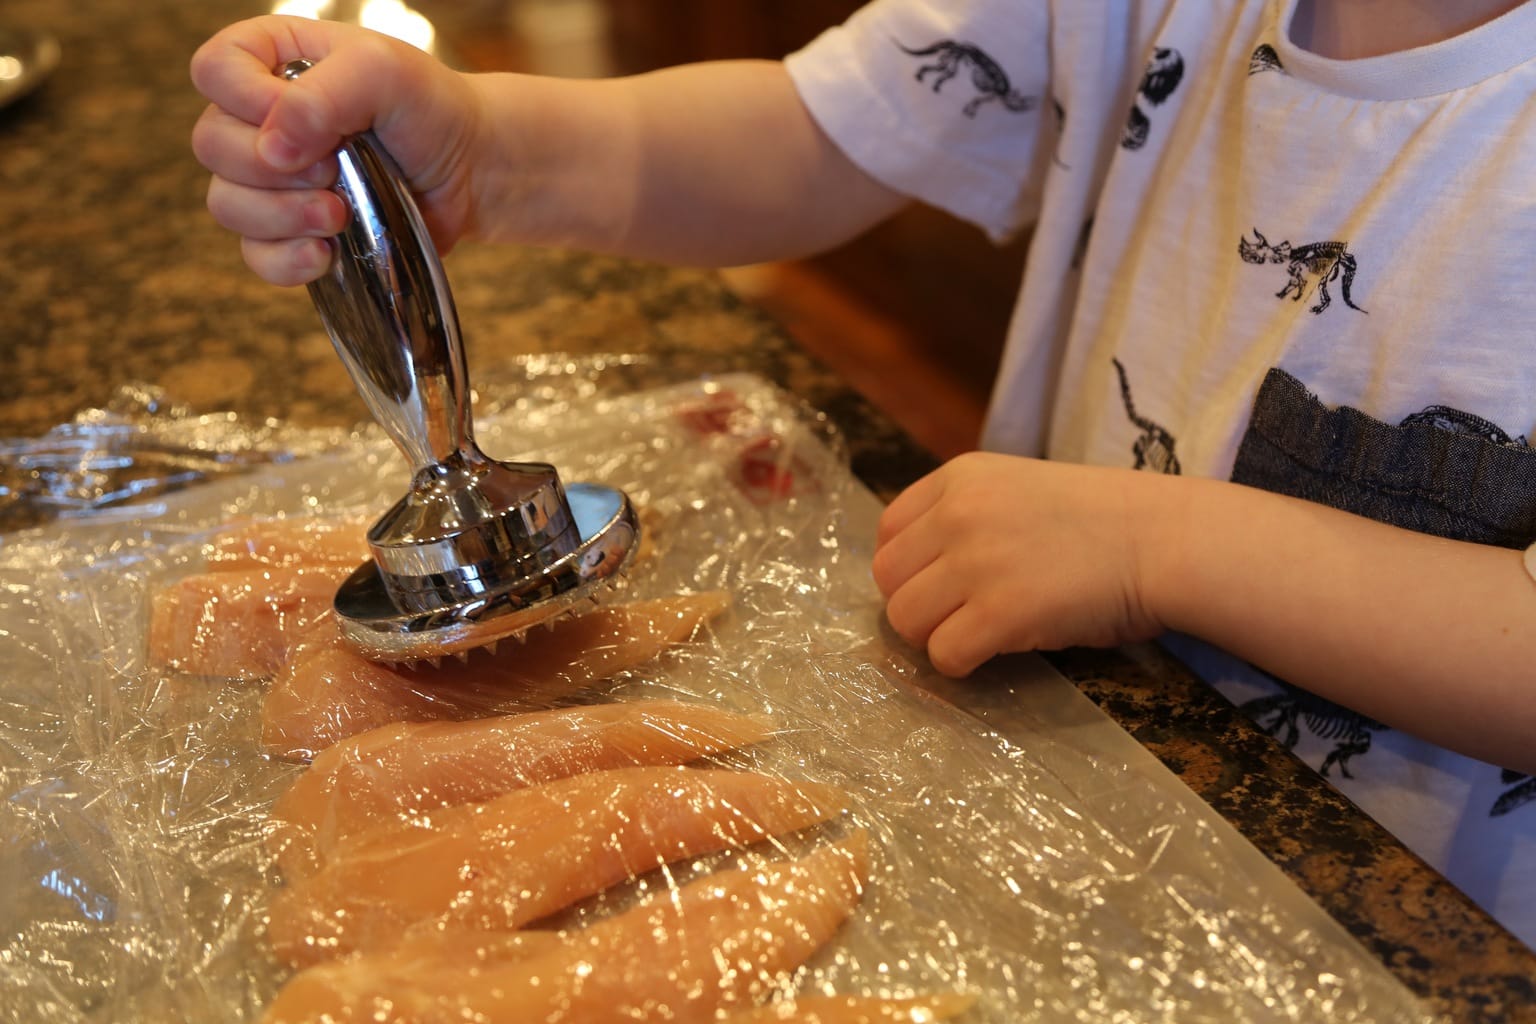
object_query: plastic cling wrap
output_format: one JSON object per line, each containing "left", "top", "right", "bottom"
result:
{"left": 0, "top": 366, "right": 1436, "bottom": 1022}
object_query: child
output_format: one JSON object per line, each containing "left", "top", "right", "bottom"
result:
{"left": 190, "top": 0, "right": 1536, "bottom": 946}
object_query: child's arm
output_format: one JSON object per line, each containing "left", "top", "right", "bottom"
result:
{"left": 190, "top": 17, "right": 905, "bottom": 287}
{"left": 872, "top": 453, "right": 1536, "bottom": 774}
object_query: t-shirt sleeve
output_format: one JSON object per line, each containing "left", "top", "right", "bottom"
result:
{"left": 784, "top": 0, "right": 1052, "bottom": 242}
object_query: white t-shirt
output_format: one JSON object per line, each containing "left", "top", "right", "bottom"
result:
{"left": 787, "top": 0, "right": 1536, "bottom": 948}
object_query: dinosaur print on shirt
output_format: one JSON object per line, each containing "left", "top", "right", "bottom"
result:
{"left": 1070, "top": 216, "right": 1095, "bottom": 270}
{"left": 1240, "top": 682, "right": 1388, "bottom": 779}
{"left": 1494, "top": 772, "right": 1535, "bottom": 817}
{"left": 1400, "top": 406, "right": 1529, "bottom": 448}
{"left": 1238, "top": 229, "right": 1368, "bottom": 314}
{"left": 1248, "top": 43, "right": 1285, "bottom": 75}
{"left": 1051, "top": 96, "right": 1071, "bottom": 168}
{"left": 1122, "top": 47, "right": 1185, "bottom": 150}
{"left": 1112, "top": 358, "right": 1181, "bottom": 473}
{"left": 895, "top": 40, "right": 1037, "bottom": 117}
{"left": 1244, "top": 683, "right": 1532, "bottom": 816}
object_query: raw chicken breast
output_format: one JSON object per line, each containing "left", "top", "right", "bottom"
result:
{"left": 722, "top": 994, "right": 977, "bottom": 1022}
{"left": 267, "top": 700, "right": 776, "bottom": 879}
{"left": 265, "top": 765, "right": 848, "bottom": 967}
{"left": 204, "top": 515, "right": 371, "bottom": 568}
{"left": 262, "top": 834, "right": 871, "bottom": 1023}
{"left": 260, "top": 591, "right": 732, "bottom": 760}
{"left": 146, "top": 565, "right": 349, "bottom": 678}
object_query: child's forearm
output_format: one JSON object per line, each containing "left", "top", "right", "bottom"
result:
{"left": 471, "top": 61, "right": 906, "bottom": 265}
{"left": 1145, "top": 476, "right": 1536, "bottom": 773}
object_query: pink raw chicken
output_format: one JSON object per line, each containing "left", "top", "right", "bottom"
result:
{"left": 262, "top": 834, "right": 872, "bottom": 1024}
{"left": 267, "top": 700, "right": 777, "bottom": 879}
{"left": 260, "top": 590, "right": 733, "bottom": 760}
{"left": 204, "top": 515, "right": 372, "bottom": 568}
{"left": 723, "top": 994, "right": 977, "bottom": 1022}
{"left": 147, "top": 565, "right": 350, "bottom": 678}
{"left": 264, "top": 765, "right": 849, "bottom": 968}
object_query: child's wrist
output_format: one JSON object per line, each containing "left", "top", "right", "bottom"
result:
{"left": 1126, "top": 472, "right": 1206, "bottom": 638}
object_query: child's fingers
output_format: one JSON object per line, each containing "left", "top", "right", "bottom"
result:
{"left": 255, "top": 57, "right": 360, "bottom": 174}
{"left": 206, "top": 177, "right": 348, "bottom": 242}
{"left": 192, "top": 16, "right": 421, "bottom": 174}
{"left": 190, "top": 15, "right": 340, "bottom": 126}
{"left": 875, "top": 469, "right": 946, "bottom": 546}
{"left": 923, "top": 602, "right": 998, "bottom": 678}
{"left": 869, "top": 508, "right": 944, "bottom": 599}
{"left": 882, "top": 559, "right": 964, "bottom": 652}
{"left": 192, "top": 105, "right": 337, "bottom": 190}
{"left": 239, "top": 236, "right": 334, "bottom": 288}
{"left": 258, "top": 27, "right": 448, "bottom": 174}
{"left": 915, "top": 607, "right": 989, "bottom": 681}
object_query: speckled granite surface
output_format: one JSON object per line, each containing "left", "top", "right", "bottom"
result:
{"left": 0, "top": 0, "right": 1531, "bottom": 1019}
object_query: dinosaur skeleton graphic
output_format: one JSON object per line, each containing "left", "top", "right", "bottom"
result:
{"left": 1493, "top": 771, "right": 1536, "bottom": 817}
{"left": 1248, "top": 43, "right": 1285, "bottom": 75}
{"left": 1051, "top": 96, "right": 1071, "bottom": 169}
{"left": 1122, "top": 46, "right": 1185, "bottom": 150}
{"left": 1400, "top": 405, "right": 1529, "bottom": 448}
{"left": 896, "top": 40, "right": 1036, "bottom": 117}
{"left": 1111, "top": 358, "right": 1181, "bottom": 474}
{"left": 1070, "top": 216, "right": 1095, "bottom": 271}
{"left": 1240, "top": 684, "right": 1388, "bottom": 779}
{"left": 1247, "top": 687, "right": 1533, "bottom": 814}
{"left": 1238, "top": 228, "right": 1368, "bottom": 315}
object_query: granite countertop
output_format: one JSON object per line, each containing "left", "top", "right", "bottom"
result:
{"left": 1, "top": 0, "right": 1531, "bottom": 1019}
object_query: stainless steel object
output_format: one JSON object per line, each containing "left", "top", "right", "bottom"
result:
{"left": 0, "top": 26, "right": 61, "bottom": 110}
{"left": 281, "top": 58, "right": 638, "bottom": 663}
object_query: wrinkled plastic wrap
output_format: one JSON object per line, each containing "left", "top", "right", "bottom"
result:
{"left": 0, "top": 362, "right": 1436, "bottom": 1022}
{"left": 0, "top": 383, "right": 349, "bottom": 533}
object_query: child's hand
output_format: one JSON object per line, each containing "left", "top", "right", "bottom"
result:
{"left": 190, "top": 16, "right": 485, "bottom": 286}
{"left": 872, "top": 452, "right": 1170, "bottom": 676}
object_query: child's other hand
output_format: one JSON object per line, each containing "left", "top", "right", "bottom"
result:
{"left": 190, "top": 16, "right": 483, "bottom": 286}
{"left": 872, "top": 452, "right": 1170, "bottom": 676}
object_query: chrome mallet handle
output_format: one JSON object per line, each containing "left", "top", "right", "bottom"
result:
{"left": 283, "top": 60, "right": 472, "bottom": 472}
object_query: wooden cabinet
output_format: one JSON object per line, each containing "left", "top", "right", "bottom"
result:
{"left": 603, "top": 0, "right": 866, "bottom": 69}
